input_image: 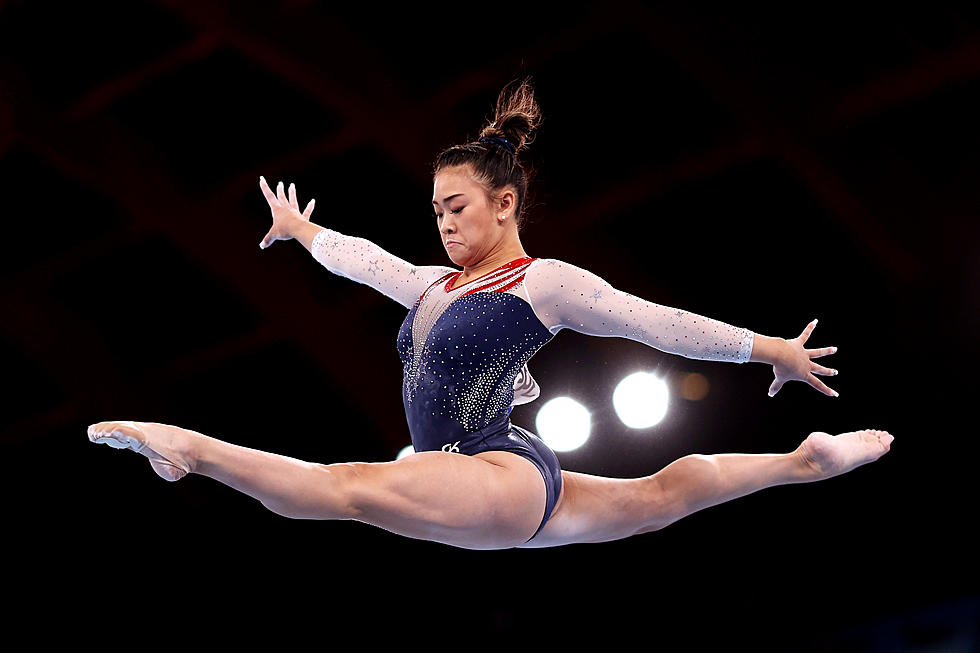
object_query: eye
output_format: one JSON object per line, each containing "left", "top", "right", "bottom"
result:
{"left": 434, "top": 207, "right": 463, "bottom": 219}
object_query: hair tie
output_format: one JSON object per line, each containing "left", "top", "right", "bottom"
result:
{"left": 479, "top": 136, "right": 516, "bottom": 155}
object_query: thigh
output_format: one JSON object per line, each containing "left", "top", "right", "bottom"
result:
{"left": 518, "top": 470, "right": 677, "bottom": 548}
{"left": 341, "top": 449, "right": 547, "bottom": 550}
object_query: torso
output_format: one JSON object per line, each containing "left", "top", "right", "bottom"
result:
{"left": 396, "top": 256, "right": 555, "bottom": 452}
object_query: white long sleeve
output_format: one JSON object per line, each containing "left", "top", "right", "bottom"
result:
{"left": 521, "top": 258, "right": 755, "bottom": 363}
{"left": 310, "top": 228, "right": 457, "bottom": 309}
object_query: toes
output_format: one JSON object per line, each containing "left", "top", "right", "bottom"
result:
{"left": 87, "top": 421, "right": 144, "bottom": 451}
{"left": 88, "top": 422, "right": 114, "bottom": 443}
{"left": 866, "top": 429, "right": 894, "bottom": 452}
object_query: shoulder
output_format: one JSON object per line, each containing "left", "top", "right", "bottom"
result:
{"left": 525, "top": 257, "right": 597, "bottom": 281}
{"left": 527, "top": 257, "right": 558, "bottom": 268}
{"left": 525, "top": 257, "right": 570, "bottom": 274}
{"left": 522, "top": 258, "right": 590, "bottom": 300}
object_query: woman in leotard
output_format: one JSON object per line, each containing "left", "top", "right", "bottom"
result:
{"left": 88, "top": 77, "right": 892, "bottom": 550}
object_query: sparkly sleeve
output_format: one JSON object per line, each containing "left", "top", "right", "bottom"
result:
{"left": 311, "top": 228, "right": 457, "bottom": 309}
{"left": 521, "top": 258, "right": 755, "bottom": 363}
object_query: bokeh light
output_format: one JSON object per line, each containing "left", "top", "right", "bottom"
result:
{"left": 534, "top": 396, "right": 591, "bottom": 451}
{"left": 612, "top": 371, "right": 669, "bottom": 428}
{"left": 679, "top": 372, "right": 710, "bottom": 401}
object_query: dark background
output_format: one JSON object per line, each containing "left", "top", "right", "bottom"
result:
{"left": 2, "top": 1, "right": 977, "bottom": 648}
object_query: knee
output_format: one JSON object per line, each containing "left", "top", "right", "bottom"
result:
{"left": 317, "top": 461, "right": 382, "bottom": 520}
{"left": 647, "top": 454, "right": 720, "bottom": 529}
{"left": 314, "top": 462, "right": 363, "bottom": 519}
{"left": 674, "top": 453, "right": 720, "bottom": 480}
{"left": 262, "top": 461, "right": 361, "bottom": 520}
{"left": 634, "top": 474, "right": 679, "bottom": 533}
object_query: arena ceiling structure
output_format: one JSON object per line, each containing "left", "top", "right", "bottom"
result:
{"left": 2, "top": 2, "right": 977, "bottom": 648}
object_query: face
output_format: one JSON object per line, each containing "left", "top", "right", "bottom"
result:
{"left": 432, "top": 165, "right": 515, "bottom": 266}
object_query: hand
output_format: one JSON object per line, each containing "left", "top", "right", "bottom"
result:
{"left": 258, "top": 176, "right": 316, "bottom": 249}
{"left": 768, "top": 319, "right": 839, "bottom": 398}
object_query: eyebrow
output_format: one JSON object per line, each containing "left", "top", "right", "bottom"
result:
{"left": 432, "top": 193, "right": 465, "bottom": 206}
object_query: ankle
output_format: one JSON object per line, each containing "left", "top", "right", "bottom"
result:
{"left": 790, "top": 444, "right": 823, "bottom": 482}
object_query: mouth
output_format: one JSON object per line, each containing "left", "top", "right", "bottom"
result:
{"left": 446, "top": 240, "right": 461, "bottom": 247}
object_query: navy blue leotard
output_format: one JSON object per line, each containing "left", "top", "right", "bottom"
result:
{"left": 309, "top": 228, "right": 756, "bottom": 543}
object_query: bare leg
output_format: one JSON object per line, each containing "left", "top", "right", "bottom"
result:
{"left": 87, "top": 420, "right": 548, "bottom": 550}
{"left": 88, "top": 420, "right": 358, "bottom": 518}
{"left": 521, "top": 428, "right": 894, "bottom": 548}
{"left": 651, "top": 428, "right": 896, "bottom": 529}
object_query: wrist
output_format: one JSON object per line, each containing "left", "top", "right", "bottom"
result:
{"left": 288, "top": 219, "right": 326, "bottom": 253}
{"left": 749, "top": 334, "right": 787, "bottom": 365}
{"left": 282, "top": 214, "right": 307, "bottom": 238}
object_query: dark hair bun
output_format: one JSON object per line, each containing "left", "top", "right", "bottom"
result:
{"left": 478, "top": 77, "right": 542, "bottom": 155}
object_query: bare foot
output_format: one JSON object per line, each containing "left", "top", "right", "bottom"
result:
{"left": 87, "top": 420, "right": 197, "bottom": 481}
{"left": 796, "top": 428, "right": 894, "bottom": 480}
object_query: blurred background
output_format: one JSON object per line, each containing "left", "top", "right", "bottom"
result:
{"left": 1, "top": 1, "right": 977, "bottom": 648}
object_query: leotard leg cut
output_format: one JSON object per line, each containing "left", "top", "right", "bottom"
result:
{"left": 444, "top": 408, "right": 562, "bottom": 543}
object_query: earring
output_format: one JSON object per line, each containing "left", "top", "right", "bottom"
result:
{"left": 500, "top": 215, "right": 506, "bottom": 219}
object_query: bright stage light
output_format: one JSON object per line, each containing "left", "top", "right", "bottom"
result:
{"left": 396, "top": 445, "right": 415, "bottom": 459}
{"left": 535, "top": 396, "right": 591, "bottom": 452}
{"left": 613, "top": 371, "right": 669, "bottom": 428}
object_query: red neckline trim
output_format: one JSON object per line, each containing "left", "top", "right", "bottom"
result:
{"left": 444, "top": 256, "right": 536, "bottom": 292}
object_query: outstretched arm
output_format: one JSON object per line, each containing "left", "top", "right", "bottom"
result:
{"left": 522, "top": 258, "right": 838, "bottom": 397}
{"left": 307, "top": 228, "right": 459, "bottom": 309}
{"left": 522, "top": 258, "right": 754, "bottom": 361}
{"left": 258, "top": 176, "right": 456, "bottom": 309}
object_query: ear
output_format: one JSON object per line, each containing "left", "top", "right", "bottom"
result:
{"left": 500, "top": 187, "right": 517, "bottom": 213}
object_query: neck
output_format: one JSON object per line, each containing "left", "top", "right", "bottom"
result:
{"left": 460, "top": 244, "right": 529, "bottom": 280}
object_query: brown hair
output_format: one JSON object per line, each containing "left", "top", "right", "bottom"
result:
{"left": 432, "top": 76, "right": 543, "bottom": 233}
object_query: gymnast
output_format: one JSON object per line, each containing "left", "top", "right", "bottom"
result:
{"left": 88, "top": 78, "right": 892, "bottom": 550}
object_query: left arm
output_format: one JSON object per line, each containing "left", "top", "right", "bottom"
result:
{"left": 522, "top": 258, "right": 756, "bottom": 363}
{"left": 522, "top": 259, "right": 838, "bottom": 397}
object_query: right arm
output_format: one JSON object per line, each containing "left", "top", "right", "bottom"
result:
{"left": 305, "top": 224, "right": 456, "bottom": 310}
{"left": 257, "top": 176, "right": 455, "bottom": 310}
